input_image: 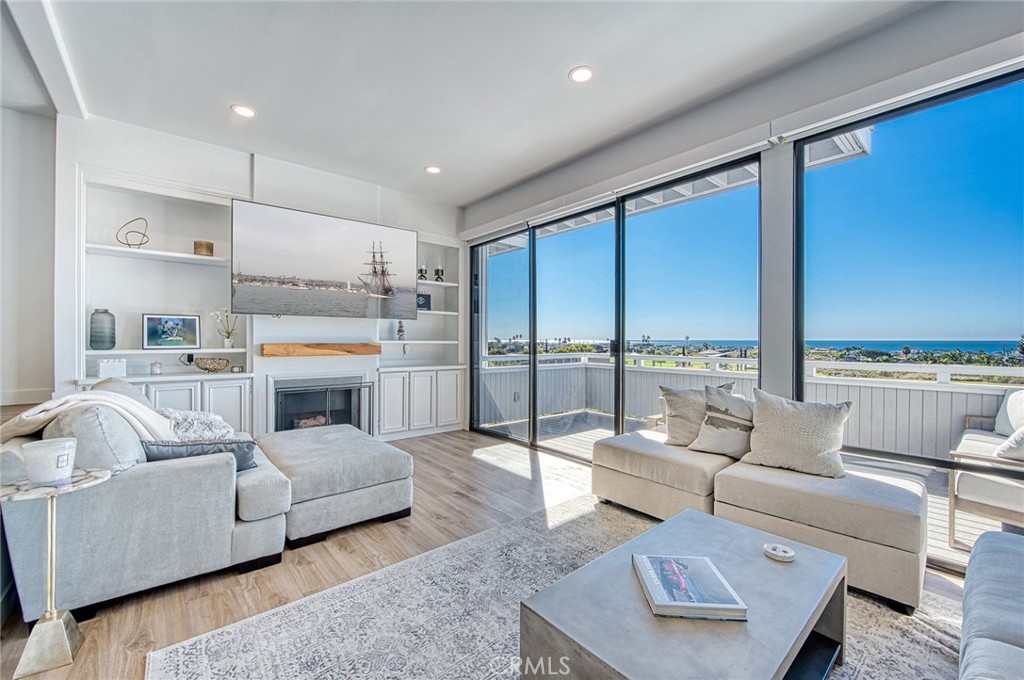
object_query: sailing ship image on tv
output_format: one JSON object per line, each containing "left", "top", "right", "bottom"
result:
{"left": 230, "top": 200, "right": 417, "bottom": 320}
{"left": 359, "top": 242, "right": 397, "bottom": 299}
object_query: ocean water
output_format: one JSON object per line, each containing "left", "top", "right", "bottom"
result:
{"left": 644, "top": 339, "right": 1018, "bottom": 353}
{"left": 232, "top": 284, "right": 417, "bottom": 319}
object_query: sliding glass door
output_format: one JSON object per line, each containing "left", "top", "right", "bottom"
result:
{"left": 471, "top": 232, "right": 531, "bottom": 441}
{"left": 623, "top": 164, "right": 761, "bottom": 424}
{"left": 471, "top": 160, "right": 761, "bottom": 461}
{"left": 535, "top": 209, "right": 617, "bottom": 458}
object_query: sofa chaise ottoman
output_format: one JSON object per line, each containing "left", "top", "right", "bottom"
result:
{"left": 714, "top": 461, "right": 927, "bottom": 612}
{"left": 592, "top": 429, "right": 734, "bottom": 519}
{"left": 256, "top": 424, "right": 413, "bottom": 548}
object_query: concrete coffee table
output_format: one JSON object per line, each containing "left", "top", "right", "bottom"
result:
{"left": 520, "top": 509, "right": 846, "bottom": 679}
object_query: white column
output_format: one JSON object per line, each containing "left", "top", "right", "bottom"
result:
{"left": 758, "top": 142, "right": 799, "bottom": 399}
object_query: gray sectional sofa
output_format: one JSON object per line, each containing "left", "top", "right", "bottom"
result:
{"left": 1, "top": 422, "right": 292, "bottom": 621}
{"left": 959, "top": 531, "right": 1024, "bottom": 679}
{"left": 0, "top": 379, "right": 417, "bottom": 622}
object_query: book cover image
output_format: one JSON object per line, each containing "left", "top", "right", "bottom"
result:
{"left": 633, "top": 554, "right": 747, "bottom": 619}
{"left": 650, "top": 556, "right": 738, "bottom": 606}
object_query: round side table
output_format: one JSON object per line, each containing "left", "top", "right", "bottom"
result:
{"left": 0, "top": 468, "right": 110, "bottom": 679}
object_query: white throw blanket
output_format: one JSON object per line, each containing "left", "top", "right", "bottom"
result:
{"left": 0, "top": 392, "right": 177, "bottom": 443}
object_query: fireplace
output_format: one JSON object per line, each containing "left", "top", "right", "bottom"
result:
{"left": 274, "top": 376, "right": 374, "bottom": 434}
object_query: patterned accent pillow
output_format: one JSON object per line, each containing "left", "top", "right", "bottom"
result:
{"left": 157, "top": 408, "right": 236, "bottom": 441}
{"left": 688, "top": 386, "right": 753, "bottom": 459}
{"left": 742, "top": 388, "right": 850, "bottom": 478}
{"left": 659, "top": 382, "right": 735, "bottom": 447}
{"left": 994, "top": 426, "right": 1024, "bottom": 462}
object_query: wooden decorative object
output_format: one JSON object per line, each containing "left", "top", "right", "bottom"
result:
{"left": 260, "top": 343, "right": 382, "bottom": 358}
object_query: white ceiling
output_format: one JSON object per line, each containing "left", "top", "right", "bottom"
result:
{"left": 35, "top": 2, "right": 921, "bottom": 206}
{"left": 1, "top": 3, "right": 55, "bottom": 117}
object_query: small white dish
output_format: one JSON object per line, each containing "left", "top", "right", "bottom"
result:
{"left": 763, "top": 543, "right": 796, "bottom": 562}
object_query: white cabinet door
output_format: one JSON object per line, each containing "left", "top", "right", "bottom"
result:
{"left": 380, "top": 372, "right": 409, "bottom": 434}
{"left": 145, "top": 381, "right": 201, "bottom": 412}
{"left": 202, "top": 379, "right": 251, "bottom": 432}
{"left": 436, "top": 369, "right": 462, "bottom": 427}
{"left": 409, "top": 371, "right": 436, "bottom": 430}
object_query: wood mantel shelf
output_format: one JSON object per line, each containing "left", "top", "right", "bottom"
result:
{"left": 260, "top": 343, "right": 382, "bottom": 358}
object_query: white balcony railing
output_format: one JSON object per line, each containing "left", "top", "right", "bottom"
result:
{"left": 477, "top": 353, "right": 1021, "bottom": 460}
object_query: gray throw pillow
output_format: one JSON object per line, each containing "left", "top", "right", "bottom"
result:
{"left": 994, "top": 426, "right": 1024, "bottom": 462}
{"left": 994, "top": 388, "right": 1024, "bottom": 437}
{"left": 742, "top": 388, "right": 850, "bottom": 478}
{"left": 689, "top": 386, "right": 753, "bottom": 459}
{"left": 91, "top": 378, "right": 155, "bottom": 409}
{"left": 659, "top": 382, "right": 735, "bottom": 447}
{"left": 42, "top": 405, "right": 145, "bottom": 473}
{"left": 141, "top": 439, "right": 258, "bottom": 472}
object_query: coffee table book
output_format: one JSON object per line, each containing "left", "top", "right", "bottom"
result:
{"left": 632, "top": 554, "right": 748, "bottom": 620}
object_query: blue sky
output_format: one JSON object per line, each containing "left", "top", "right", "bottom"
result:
{"left": 486, "top": 79, "right": 1023, "bottom": 342}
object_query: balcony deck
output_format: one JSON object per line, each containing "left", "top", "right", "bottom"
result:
{"left": 482, "top": 409, "right": 1004, "bottom": 569}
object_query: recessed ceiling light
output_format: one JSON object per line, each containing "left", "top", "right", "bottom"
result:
{"left": 230, "top": 104, "right": 256, "bottom": 118}
{"left": 568, "top": 66, "right": 593, "bottom": 83}
{"left": 425, "top": 165, "right": 442, "bottom": 175}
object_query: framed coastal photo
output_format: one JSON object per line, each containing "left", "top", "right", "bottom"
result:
{"left": 143, "top": 314, "right": 201, "bottom": 350}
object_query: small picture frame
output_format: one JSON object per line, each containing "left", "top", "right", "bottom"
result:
{"left": 143, "top": 314, "right": 201, "bottom": 350}
{"left": 416, "top": 293, "right": 431, "bottom": 311}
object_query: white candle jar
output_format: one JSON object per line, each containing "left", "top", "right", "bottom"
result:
{"left": 21, "top": 438, "right": 77, "bottom": 488}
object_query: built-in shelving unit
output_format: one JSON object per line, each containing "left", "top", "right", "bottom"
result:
{"left": 79, "top": 170, "right": 248, "bottom": 380}
{"left": 76, "top": 372, "right": 254, "bottom": 387}
{"left": 85, "top": 348, "right": 246, "bottom": 356}
{"left": 374, "top": 233, "right": 467, "bottom": 439}
{"left": 416, "top": 280, "right": 459, "bottom": 289}
{"left": 376, "top": 233, "right": 466, "bottom": 371}
{"left": 84, "top": 243, "right": 231, "bottom": 267}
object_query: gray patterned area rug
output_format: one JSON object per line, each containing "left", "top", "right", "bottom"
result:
{"left": 146, "top": 496, "right": 961, "bottom": 679}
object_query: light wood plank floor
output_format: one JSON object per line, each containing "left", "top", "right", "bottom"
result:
{"left": 0, "top": 429, "right": 963, "bottom": 680}
{"left": 0, "top": 430, "right": 591, "bottom": 680}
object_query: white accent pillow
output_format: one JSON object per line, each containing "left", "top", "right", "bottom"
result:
{"left": 659, "top": 382, "right": 735, "bottom": 447}
{"left": 994, "top": 388, "right": 1024, "bottom": 437}
{"left": 741, "top": 389, "right": 851, "bottom": 478}
{"left": 689, "top": 386, "right": 753, "bottom": 459}
{"left": 994, "top": 426, "right": 1024, "bottom": 462}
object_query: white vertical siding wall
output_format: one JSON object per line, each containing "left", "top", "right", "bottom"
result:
{"left": 804, "top": 379, "right": 1005, "bottom": 459}
{"left": 478, "top": 362, "right": 1010, "bottom": 460}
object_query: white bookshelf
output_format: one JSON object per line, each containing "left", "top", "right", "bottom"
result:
{"left": 80, "top": 173, "right": 249, "bottom": 379}
{"left": 377, "top": 233, "right": 466, "bottom": 370}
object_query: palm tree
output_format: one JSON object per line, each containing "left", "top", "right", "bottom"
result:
{"left": 902, "top": 346, "right": 911, "bottom": 359}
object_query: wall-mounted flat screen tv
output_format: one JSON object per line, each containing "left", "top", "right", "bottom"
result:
{"left": 231, "top": 200, "right": 417, "bottom": 320}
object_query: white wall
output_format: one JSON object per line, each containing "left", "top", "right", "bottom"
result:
{"left": 2, "top": 108, "right": 55, "bottom": 404}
